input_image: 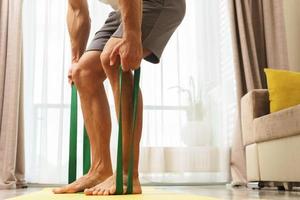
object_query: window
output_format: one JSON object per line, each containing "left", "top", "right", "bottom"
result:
{"left": 23, "top": 0, "right": 236, "bottom": 184}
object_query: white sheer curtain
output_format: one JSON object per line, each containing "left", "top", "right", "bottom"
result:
{"left": 23, "top": 0, "right": 236, "bottom": 184}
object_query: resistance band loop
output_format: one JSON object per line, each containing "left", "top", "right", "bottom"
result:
{"left": 115, "top": 66, "right": 124, "bottom": 195}
{"left": 127, "top": 67, "right": 140, "bottom": 194}
{"left": 83, "top": 126, "right": 91, "bottom": 175}
{"left": 68, "top": 85, "right": 78, "bottom": 184}
{"left": 69, "top": 66, "right": 141, "bottom": 195}
{"left": 69, "top": 85, "right": 91, "bottom": 184}
{"left": 115, "top": 66, "right": 141, "bottom": 195}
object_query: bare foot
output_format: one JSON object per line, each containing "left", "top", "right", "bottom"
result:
{"left": 52, "top": 171, "right": 112, "bottom": 194}
{"left": 84, "top": 174, "right": 142, "bottom": 195}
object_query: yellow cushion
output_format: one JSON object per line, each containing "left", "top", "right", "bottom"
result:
{"left": 264, "top": 68, "right": 300, "bottom": 113}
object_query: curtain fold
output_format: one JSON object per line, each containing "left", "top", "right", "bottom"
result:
{"left": 229, "top": 0, "right": 289, "bottom": 185}
{"left": 0, "top": 0, "right": 26, "bottom": 189}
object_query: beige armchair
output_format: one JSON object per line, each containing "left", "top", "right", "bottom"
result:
{"left": 241, "top": 89, "right": 300, "bottom": 190}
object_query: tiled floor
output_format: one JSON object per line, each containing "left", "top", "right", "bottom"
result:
{"left": 1, "top": 185, "right": 300, "bottom": 200}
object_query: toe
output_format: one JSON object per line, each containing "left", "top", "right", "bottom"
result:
{"left": 103, "top": 190, "right": 109, "bottom": 195}
{"left": 92, "top": 189, "right": 99, "bottom": 195}
{"left": 92, "top": 191, "right": 97, "bottom": 195}
{"left": 84, "top": 188, "right": 93, "bottom": 195}
{"left": 123, "top": 186, "right": 127, "bottom": 194}
{"left": 109, "top": 186, "right": 116, "bottom": 195}
{"left": 98, "top": 188, "right": 105, "bottom": 195}
{"left": 53, "top": 187, "right": 67, "bottom": 194}
{"left": 52, "top": 188, "right": 61, "bottom": 194}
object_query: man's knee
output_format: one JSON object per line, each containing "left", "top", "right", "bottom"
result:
{"left": 72, "top": 61, "right": 105, "bottom": 88}
{"left": 100, "top": 52, "right": 118, "bottom": 74}
{"left": 72, "top": 64, "right": 84, "bottom": 85}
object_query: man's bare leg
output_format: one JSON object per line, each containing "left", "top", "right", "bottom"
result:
{"left": 84, "top": 38, "right": 148, "bottom": 195}
{"left": 53, "top": 51, "right": 113, "bottom": 193}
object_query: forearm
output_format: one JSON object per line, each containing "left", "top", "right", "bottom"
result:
{"left": 119, "top": 0, "right": 142, "bottom": 39}
{"left": 67, "top": 0, "right": 91, "bottom": 62}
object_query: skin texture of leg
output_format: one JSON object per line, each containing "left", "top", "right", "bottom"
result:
{"left": 84, "top": 38, "right": 149, "bottom": 195}
{"left": 53, "top": 51, "right": 113, "bottom": 193}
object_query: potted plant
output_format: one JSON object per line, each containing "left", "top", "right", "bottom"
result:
{"left": 169, "top": 77, "right": 211, "bottom": 146}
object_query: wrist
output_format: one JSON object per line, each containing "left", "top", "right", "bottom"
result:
{"left": 71, "top": 52, "right": 81, "bottom": 63}
{"left": 123, "top": 30, "right": 141, "bottom": 41}
{"left": 71, "top": 46, "right": 84, "bottom": 63}
{"left": 71, "top": 57, "right": 79, "bottom": 63}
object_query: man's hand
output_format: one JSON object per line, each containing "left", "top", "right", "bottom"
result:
{"left": 68, "top": 63, "right": 78, "bottom": 84}
{"left": 113, "top": 0, "right": 142, "bottom": 71}
{"left": 110, "top": 33, "right": 143, "bottom": 71}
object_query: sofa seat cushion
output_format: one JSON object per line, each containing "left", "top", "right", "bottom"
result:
{"left": 253, "top": 104, "right": 300, "bottom": 143}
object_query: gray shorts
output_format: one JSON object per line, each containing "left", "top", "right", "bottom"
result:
{"left": 86, "top": 0, "right": 186, "bottom": 64}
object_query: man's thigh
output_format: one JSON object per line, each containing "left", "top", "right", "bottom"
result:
{"left": 87, "top": 0, "right": 185, "bottom": 65}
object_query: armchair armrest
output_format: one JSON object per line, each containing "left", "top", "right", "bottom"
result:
{"left": 241, "top": 89, "right": 270, "bottom": 145}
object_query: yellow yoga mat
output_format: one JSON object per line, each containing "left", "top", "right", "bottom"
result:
{"left": 7, "top": 187, "right": 219, "bottom": 200}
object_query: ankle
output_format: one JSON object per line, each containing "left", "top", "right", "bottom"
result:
{"left": 89, "top": 162, "right": 113, "bottom": 176}
{"left": 88, "top": 169, "right": 113, "bottom": 178}
{"left": 119, "top": 171, "right": 139, "bottom": 180}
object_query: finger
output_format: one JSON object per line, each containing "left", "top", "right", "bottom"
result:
{"left": 68, "top": 67, "right": 73, "bottom": 84}
{"left": 110, "top": 44, "right": 120, "bottom": 66}
{"left": 121, "top": 60, "right": 130, "bottom": 72}
{"left": 68, "top": 75, "right": 73, "bottom": 84}
{"left": 120, "top": 53, "right": 130, "bottom": 72}
{"left": 133, "top": 55, "right": 142, "bottom": 70}
{"left": 120, "top": 60, "right": 127, "bottom": 71}
{"left": 132, "top": 61, "right": 141, "bottom": 70}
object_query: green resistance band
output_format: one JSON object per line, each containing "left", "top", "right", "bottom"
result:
{"left": 68, "top": 85, "right": 77, "bottom": 184}
{"left": 83, "top": 126, "right": 91, "bottom": 175}
{"left": 68, "top": 85, "right": 91, "bottom": 184}
{"left": 115, "top": 66, "right": 140, "bottom": 194}
{"left": 68, "top": 66, "right": 141, "bottom": 195}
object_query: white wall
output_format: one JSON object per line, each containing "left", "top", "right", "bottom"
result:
{"left": 284, "top": 0, "right": 300, "bottom": 71}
